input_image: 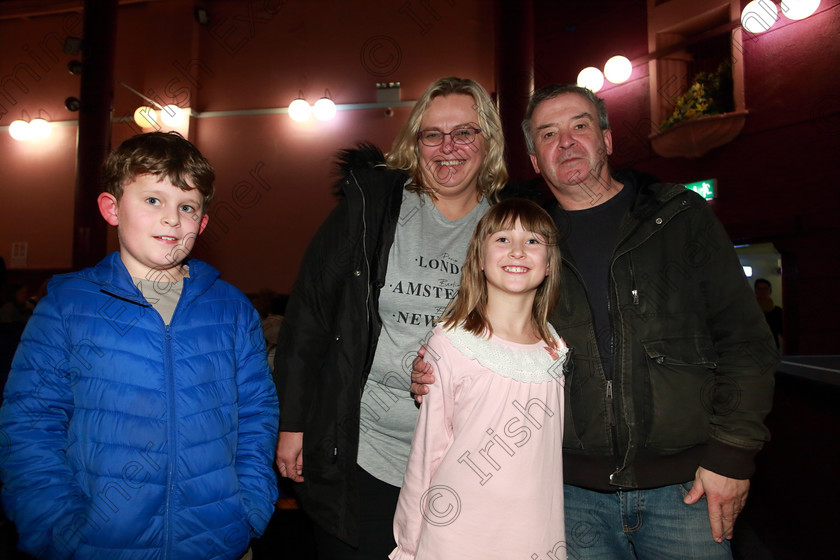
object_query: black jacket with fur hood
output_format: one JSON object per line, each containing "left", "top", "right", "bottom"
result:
{"left": 273, "top": 143, "right": 407, "bottom": 546}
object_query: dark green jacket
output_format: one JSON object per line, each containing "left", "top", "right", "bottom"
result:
{"left": 552, "top": 170, "right": 777, "bottom": 490}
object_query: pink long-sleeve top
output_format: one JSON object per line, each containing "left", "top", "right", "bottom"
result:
{"left": 391, "top": 324, "right": 568, "bottom": 560}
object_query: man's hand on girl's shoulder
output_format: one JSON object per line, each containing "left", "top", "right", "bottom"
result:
{"left": 410, "top": 345, "right": 435, "bottom": 405}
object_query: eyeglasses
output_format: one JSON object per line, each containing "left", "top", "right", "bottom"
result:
{"left": 417, "top": 126, "right": 482, "bottom": 147}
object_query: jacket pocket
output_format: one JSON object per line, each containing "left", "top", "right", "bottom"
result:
{"left": 303, "top": 419, "right": 344, "bottom": 482}
{"left": 641, "top": 337, "right": 717, "bottom": 451}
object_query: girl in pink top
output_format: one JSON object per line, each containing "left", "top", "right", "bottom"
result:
{"left": 391, "top": 199, "right": 568, "bottom": 560}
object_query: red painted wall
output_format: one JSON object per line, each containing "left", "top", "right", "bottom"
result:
{"left": 0, "top": 0, "right": 495, "bottom": 293}
{"left": 0, "top": 11, "right": 84, "bottom": 271}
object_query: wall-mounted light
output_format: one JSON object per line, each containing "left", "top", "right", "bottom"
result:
{"left": 287, "top": 90, "right": 339, "bottom": 122}
{"left": 781, "top": 0, "right": 821, "bottom": 20}
{"left": 29, "top": 118, "right": 51, "bottom": 139}
{"left": 121, "top": 83, "right": 189, "bottom": 130}
{"left": 133, "top": 106, "right": 158, "bottom": 128}
{"left": 577, "top": 55, "right": 632, "bottom": 91}
{"left": 313, "top": 90, "right": 337, "bottom": 121}
{"left": 604, "top": 55, "right": 632, "bottom": 84}
{"left": 741, "top": 0, "right": 779, "bottom": 33}
{"left": 8, "top": 116, "right": 52, "bottom": 141}
{"left": 577, "top": 67, "right": 605, "bottom": 92}
{"left": 288, "top": 91, "right": 312, "bottom": 122}
{"left": 9, "top": 120, "right": 32, "bottom": 141}
{"left": 160, "top": 104, "right": 186, "bottom": 127}
{"left": 740, "top": 0, "right": 820, "bottom": 33}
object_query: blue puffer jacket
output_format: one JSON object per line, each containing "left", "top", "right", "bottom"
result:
{"left": 0, "top": 252, "right": 279, "bottom": 560}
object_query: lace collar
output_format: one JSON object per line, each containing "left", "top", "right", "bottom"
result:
{"left": 438, "top": 325, "right": 568, "bottom": 383}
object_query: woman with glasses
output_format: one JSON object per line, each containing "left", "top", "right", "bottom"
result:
{"left": 274, "top": 77, "right": 507, "bottom": 558}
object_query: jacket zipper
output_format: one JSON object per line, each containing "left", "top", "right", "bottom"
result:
{"left": 605, "top": 197, "right": 689, "bottom": 483}
{"left": 348, "top": 171, "right": 371, "bottom": 334}
{"left": 163, "top": 324, "right": 175, "bottom": 560}
{"left": 604, "top": 261, "right": 622, "bottom": 478}
{"left": 162, "top": 278, "right": 186, "bottom": 559}
{"left": 563, "top": 254, "right": 622, "bottom": 475}
{"left": 346, "top": 170, "right": 372, "bottom": 463}
{"left": 606, "top": 229, "right": 637, "bottom": 480}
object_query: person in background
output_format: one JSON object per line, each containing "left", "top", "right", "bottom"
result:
{"left": 252, "top": 289, "right": 287, "bottom": 372}
{"left": 0, "top": 131, "right": 278, "bottom": 560}
{"left": 263, "top": 295, "right": 288, "bottom": 373}
{"left": 0, "top": 284, "right": 32, "bottom": 324}
{"left": 273, "top": 76, "right": 507, "bottom": 558}
{"left": 754, "top": 278, "right": 783, "bottom": 349}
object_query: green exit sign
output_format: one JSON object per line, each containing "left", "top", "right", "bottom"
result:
{"left": 685, "top": 179, "right": 716, "bottom": 200}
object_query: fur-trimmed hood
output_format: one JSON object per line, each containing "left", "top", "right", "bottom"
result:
{"left": 331, "top": 142, "right": 388, "bottom": 198}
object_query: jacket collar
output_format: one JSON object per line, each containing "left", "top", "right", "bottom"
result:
{"left": 71, "top": 251, "right": 220, "bottom": 306}
{"left": 536, "top": 169, "right": 684, "bottom": 217}
{"left": 612, "top": 168, "right": 687, "bottom": 220}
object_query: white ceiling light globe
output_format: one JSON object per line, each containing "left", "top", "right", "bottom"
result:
{"left": 781, "top": 0, "right": 820, "bottom": 20}
{"left": 133, "top": 106, "right": 157, "bottom": 128}
{"left": 160, "top": 105, "right": 186, "bottom": 127}
{"left": 29, "top": 118, "right": 51, "bottom": 139}
{"left": 741, "top": 0, "right": 779, "bottom": 33}
{"left": 313, "top": 97, "right": 337, "bottom": 121}
{"left": 577, "top": 66, "right": 605, "bottom": 92}
{"left": 288, "top": 98, "right": 311, "bottom": 122}
{"left": 9, "top": 120, "right": 31, "bottom": 141}
{"left": 604, "top": 55, "right": 633, "bottom": 84}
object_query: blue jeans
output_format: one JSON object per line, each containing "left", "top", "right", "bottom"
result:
{"left": 564, "top": 483, "right": 733, "bottom": 560}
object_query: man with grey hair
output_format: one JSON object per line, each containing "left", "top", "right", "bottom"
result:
{"left": 414, "top": 84, "right": 776, "bottom": 558}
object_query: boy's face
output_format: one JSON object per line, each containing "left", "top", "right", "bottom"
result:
{"left": 98, "top": 174, "right": 209, "bottom": 281}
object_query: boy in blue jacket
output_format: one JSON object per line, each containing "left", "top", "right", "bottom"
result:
{"left": 0, "top": 132, "right": 279, "bottom": 560}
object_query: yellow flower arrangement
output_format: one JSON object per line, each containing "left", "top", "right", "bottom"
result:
{"left": 660, "top": 61, "right": 734, "bottom": 130}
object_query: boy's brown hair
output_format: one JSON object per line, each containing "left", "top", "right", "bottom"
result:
{"left": 101, "top": 131, "right": 215, "bottom": 209}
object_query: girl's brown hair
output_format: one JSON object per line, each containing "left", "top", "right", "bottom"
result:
{"left": 440, "top": 199, "right": 562, "bottom": 347}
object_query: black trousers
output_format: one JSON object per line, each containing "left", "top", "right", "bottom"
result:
{"left": 312, "top": 465, "right": 400, "bottom": 560}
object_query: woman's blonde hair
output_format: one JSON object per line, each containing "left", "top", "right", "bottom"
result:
{"left": 387, "top": 77, "right": 508, "bottom": 202}
{"left": 440, "top": 199, "right": 562, "bottom": 347}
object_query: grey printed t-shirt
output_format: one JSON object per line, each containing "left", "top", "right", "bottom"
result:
{"left": 357, "top": 189, "right": 490, "bottom": 486}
